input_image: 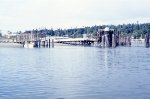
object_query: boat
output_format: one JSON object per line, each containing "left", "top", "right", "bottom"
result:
{"left": 24, "top": 41, "right": 34, "bottom": 48}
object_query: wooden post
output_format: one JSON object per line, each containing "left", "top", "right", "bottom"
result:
{"left": 38, "top": 40, "right": 41, "bottom": 48}
{"left": 45, "top": 40, "right": 48, "bottom": 47}
{"left": 34, "top": 41, "right": 38, "bottom": 47}
{"left": 48, "top": 39, "right": 50, "bottom": 48}
{"left": 105, "top": 34, "right": 109, "bottom": 47}
{"left": 112, "top": 34, "right": 116, "bottom": 48}
{"left": 129, "top": 36, "right": 131, "bottom": 46}
{"left": 145, "top": 34, "right": 149, "bottom": 48}
{"left": 123, "top": 36, "right": 126, "bottom": 46}
{"left": 124, "top": 36, "right": 126, "bottom": 46}
{"left": 52, "top": 39, "right": 54, "bottom": 47}
{"left": 116, "top": 32, "right": 119, "bottom": 47}
{"left": 102, "top": 35, "right": 105, "bottom": 47}
{"left": 126, "top": 36, "right": 131, "bottom": 47}
{"left": 119, "top": 34, "right": 122, "bottom": 46}
{"left": 41, "top": 41, "right": 45, "bottom": 47}
{"left": 116, "top": 31, "right": 118, "bottom": 46}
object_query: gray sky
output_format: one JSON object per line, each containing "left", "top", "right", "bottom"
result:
{"left": 0, "top": 0, "right": 150, "bottom": 33}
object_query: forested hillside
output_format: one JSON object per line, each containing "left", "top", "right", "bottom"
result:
{"left": 21, "top": 23, "right": 150, "bottom": 39}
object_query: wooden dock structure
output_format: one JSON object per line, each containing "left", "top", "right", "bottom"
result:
{"left": 97, "top": 27, "right": 131, "bottom": 48}
{"left": 55, "top": 38, "right": 95, "bottom": 46}
{"left": 1, "top": 28, "right": 150, "bottom": 48}
{"left": 15, "top": 30, "right": 53, "bottom": 48}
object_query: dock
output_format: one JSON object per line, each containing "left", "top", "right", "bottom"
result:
{"left": 55, "top": 38, "right": 95, "bottom": 46}
{"left": 0, "top": 27, "right": 150, "bottom": 48}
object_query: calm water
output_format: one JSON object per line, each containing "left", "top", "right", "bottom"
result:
{"left": 0, "top": 46, "right": 150, "bottom": 99}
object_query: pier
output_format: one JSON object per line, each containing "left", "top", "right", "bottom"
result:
{"left": 55, "top": 38, "right": 95, "bottom": 46}
{"left": 14, "top": 31, "right": 96, "bottom": 47}
{"left": 0, "top": 27, "right": 150, "bottom": 48}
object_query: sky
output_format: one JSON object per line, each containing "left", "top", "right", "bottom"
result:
{"left": 0, "top": 0, "right": 150, "bottom": 33}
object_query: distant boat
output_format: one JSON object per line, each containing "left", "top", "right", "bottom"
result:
{"left": 24, "top": 41, "right": 34, "bottom": 48}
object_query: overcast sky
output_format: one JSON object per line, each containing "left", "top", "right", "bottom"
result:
{"left": 0, "top": 0, "right": 150, "bottom": 33}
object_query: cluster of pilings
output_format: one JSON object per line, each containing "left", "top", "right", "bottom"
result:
{"left": 16, "top": 31, "right": 55, "bottom": 48}
{"left": 23, "top": 39, "right": 54, "bottom": 48}
{"left": 97, "top": 27, "right": 131, "bottom": 48}
{"left": 34, "top": 40, "right": 50, "bottom": 48}
{"left": 118, "top": 34, "right": 131, "bottom": 47}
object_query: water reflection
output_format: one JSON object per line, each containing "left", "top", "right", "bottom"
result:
{"left": 104, "top": 48, "right": 108, "bottom": 71}
{"left": 0, "top": 46, "right": 150, "bottom": 99}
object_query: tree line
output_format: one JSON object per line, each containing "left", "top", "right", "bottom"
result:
{"left": 16, "top": 23, "right": 150, "bottom": 39}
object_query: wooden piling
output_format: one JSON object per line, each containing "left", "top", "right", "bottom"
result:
{"left": 145, "top": 34, "right": 149, "bottom": 48}
{"left": 48, "top": 39, "right": 50, "bottom": 48}
{"left": 112, "top": 34, "right": 116, "bottom": 48}
{"left": 52, "top": 39, "right": 54, "bottom": 47}
{"left": 101, "top": 35, "right": 105, "bottom": 47}
{"left": 116, "top": 31, "right": 119, "bottom": 46}
{"left": 123, "top": 36, "right": 126, "bottom": 46}
{"left": 119, "top": 34, "right": 122, "bottom": 46}
{"left": 41, "top": 41, "right": 45, "bottom": 47}
{"left": 105, "top": 34, "right": 109, "bottom": 47}
{"left": 34, "top": 41, "right": 38, "bottom": 47}
{"left": 45, "top": 40, "right": 48, "bottom": 47}
{"left": 38, "top": 40, "right": 41, "bottom": 48}
{"left": 126, "top": 36, "right": 131, "bottom": 47}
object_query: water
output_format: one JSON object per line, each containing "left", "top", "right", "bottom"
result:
{"left": 0, "top": 46, "right": 150, "bottom": 99}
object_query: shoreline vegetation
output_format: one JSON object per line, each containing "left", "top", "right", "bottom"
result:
{"left": 1, "top": 23, "right": 150, "bottom": 39}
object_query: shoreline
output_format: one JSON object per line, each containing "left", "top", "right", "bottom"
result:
{"left": 0, "top": 43, "right": 23, "bottom": 48}
{"left": 0, "top": 42, "right": 75, "bottom": 48}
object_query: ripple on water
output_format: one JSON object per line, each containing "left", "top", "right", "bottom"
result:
{"left": 0, "top": 46, "right": 150, "bottom": 99}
